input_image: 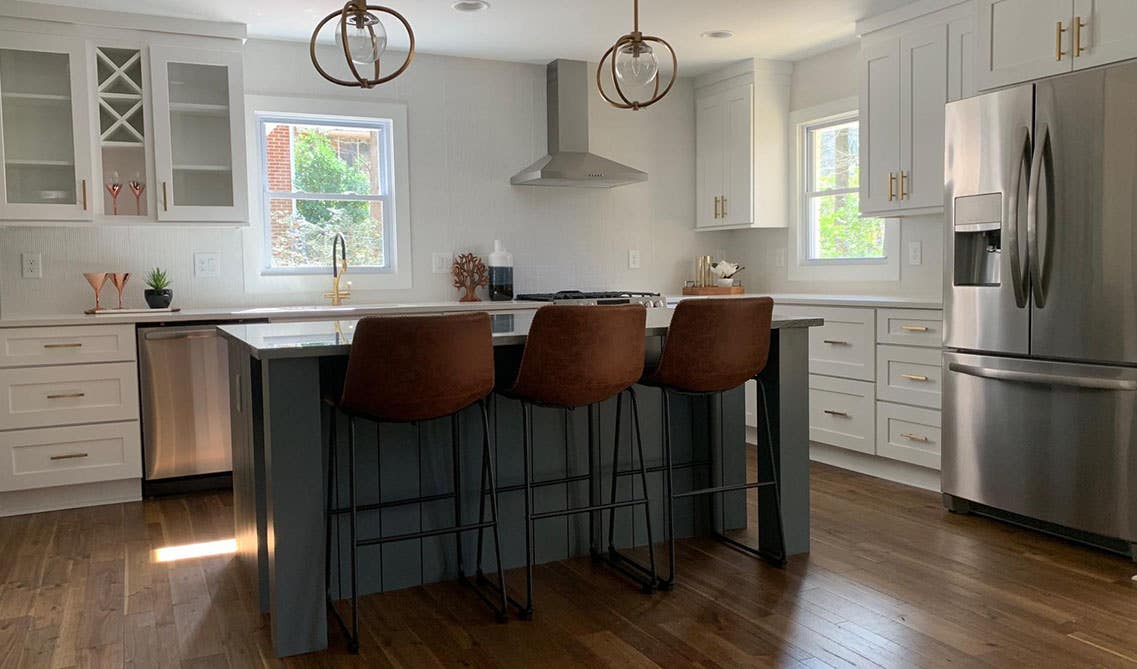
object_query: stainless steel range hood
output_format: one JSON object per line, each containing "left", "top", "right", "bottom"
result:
{"left": 510, "top": 59, "right": 647, "bottom": 188}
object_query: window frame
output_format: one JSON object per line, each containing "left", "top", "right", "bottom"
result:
{"left": 242, "top": 95, "right": 412, "bottom": 294}
{"left": 788, "top": 97, "right": 899, "bottom": 283}
{"left": 256, "top": 113, "right": 395, "bottom": 275}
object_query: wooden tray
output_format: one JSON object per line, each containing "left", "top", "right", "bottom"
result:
{"left": 84, "top": 307, "right": 181, "bottom": 315}
{"left": 682, "top": 286, "right": 744, "bottom": 296}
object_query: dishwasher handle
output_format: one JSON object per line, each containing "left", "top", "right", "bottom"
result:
{"left": 143, "top": 329, "right": 218, "bottom": 341}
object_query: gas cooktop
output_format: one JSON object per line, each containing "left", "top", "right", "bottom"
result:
{"left": 516, "top": 290, "right": 665, "bottom": 307}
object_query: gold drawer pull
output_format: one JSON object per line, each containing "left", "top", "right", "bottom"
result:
{"left": 901, "top": 374, "right": 929, "bottom": 382}
{"left": 1056, "top": 20, "right": 1067, "bottom": 61}
{"left": 822, "top": 339, "right": 850, "bottom": 346}
{"left": 50, "top": 452, "right": 89, "bottom": 461}
{"left": 46, "top": 392, "right": 85, "bottom": 400}
{"left": 823, "top": 409, "right": 849, "bottom": 417}
{"left": 901, "top": 433, "right": 930, "bottom": 443}
{"left": 43, "top": 342, "right": 83, "bottom": 349}
{"left": 900, "top": 325, "right": 929, "bottom": 332}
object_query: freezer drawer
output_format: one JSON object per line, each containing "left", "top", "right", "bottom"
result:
{"left": 943, "top": 351, "right": 1137, "bottom": 543}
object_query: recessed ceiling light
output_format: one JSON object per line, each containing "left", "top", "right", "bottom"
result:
{"left": 452, "top": 0, "right": 490, "bottom": 12}
{"left": 701, "top": 30, "right": 735, "bottom": 39}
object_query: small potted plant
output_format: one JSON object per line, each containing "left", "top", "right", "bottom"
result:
{"left": 144, "top": 267, "right": 173, "bottom": 308}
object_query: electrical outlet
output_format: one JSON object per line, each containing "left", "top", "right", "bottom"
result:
{"left": 193, "top": 252, "right": 220, "bottom": 278}
{"left": 20, "top": 253, "right": 42, "bottom": 279}
{"left": 774, "top": 249, "right": 786, "bottom": 268}
{"left": 908, "top": 241, "right": 922, "bottom": 266}
{"left": 432, "top": 253, "right": 453, "bottom": 274}
{"left": 628, "top": 249, "right": 641, "bottom": 269}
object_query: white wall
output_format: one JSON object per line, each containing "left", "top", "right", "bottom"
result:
{"left": 725, "top": 43, "right": 945, "bottom": 300}
{"left": 0, "top": 39, "right": 712, "bottom": 316}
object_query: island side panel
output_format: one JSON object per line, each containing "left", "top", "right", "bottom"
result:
{"left": 261, "top": 356, "right": 327, "bottom": 657}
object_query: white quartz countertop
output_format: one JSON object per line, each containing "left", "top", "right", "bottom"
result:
{"left": 0, "top": 300, "right": 546, "bottom": 328}
{"left": 667, "top": 292, "right": 943, "bottom": 310}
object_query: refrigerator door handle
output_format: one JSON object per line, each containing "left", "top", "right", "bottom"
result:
{"left": 1027, "top": 123, "right": 1051, "bottom": 308}
{"left": 1007, "top": 126, "right": 1031, "bottom": 308}
{"left": 948, "top": 362, "right": 1137, "bottom": 391}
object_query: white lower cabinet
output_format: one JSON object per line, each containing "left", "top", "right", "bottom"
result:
{"left": 0, "top": 362, "right": 139, "bottom": 430}
{"left": 876, "top": 402, "right": 941, "bottom": 469}
{"left": 876, "top": 344, "right": 942, "bottom": 409}
{"left": 0, "top": 421, "right": 141, "bottom": 492}
{"left": 809, "top": 375, "right": 876, "bottom": 455}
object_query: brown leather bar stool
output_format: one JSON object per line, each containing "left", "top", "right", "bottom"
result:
{"left": 325, "top": 313, "right": 507, "bottom": 652}
{"left": 501, "top": 304, "right": 657, "bottom": 618}
{"left": 640, "top": 297, "right": 786, "bottom": 590}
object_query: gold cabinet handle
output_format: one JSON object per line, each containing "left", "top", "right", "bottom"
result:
{"left": 887, "top": 172, "right": 896, "bottom": 201}
{"left": 898, "top": 170, "right": 908, "bottom": 200}
{"left": 721, "top": 195, "right": 727, "bottom": 217}
{"left": 43, "top": 342, "right": 83, "bottom": 349}
{"left": 50, "top": 452, "right": 89, "bottom": 461}
{"left": 1074, "top": 16, "right": 1085, "bottom": 56}
{"left": 162, "top": 181, "right": 169, "bottom": 211}
{"left": 46, "top": 392, "right": 85, "bottom": 400}
{"left": 823, "top": 409, "right": 850, "bottom": 417}
{"left": 901, "top": 373, "right": 930, "bottom": 382}
{"left": 713, "top": 196, "right": 720, "bottom": 219}
{"left": 822, "top": 339, "right": 850, "bottom": 346}
{"left": 900, "top": 325, "right": 929, "bottom": 332}
{"left": 1056, "top": 20, "right": 1067, "bottom": 61}
{"left": 81, "top": 179, "right": 87, "bottom": 210}
{"left": 900, "top": 433, "right": 930, "bottom": 443}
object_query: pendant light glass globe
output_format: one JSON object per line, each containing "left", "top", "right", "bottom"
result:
{"left": 614, "top": 41, "right": 658, "bottom": 86}
{"left": 335, "top": 9, "right": 387, "bottom": 66}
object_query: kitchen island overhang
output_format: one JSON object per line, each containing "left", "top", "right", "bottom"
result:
{"left": 219, "top": 308, "right": 821, "bottom": 657}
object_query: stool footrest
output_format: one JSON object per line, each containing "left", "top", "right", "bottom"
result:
{"left": 530, "top": 497, "right": 649, "bottom": 521}
{"left": 712, "top": 531, "right": 787, "bottom": 567}
{"left": 357, "top": 520, "right": 496, "bottom": 547}
{"left": 672, "top": 480, "right": 775, "bottom": 499}
{"left": 328, "top": 489, "right": 457, "bottom": 516}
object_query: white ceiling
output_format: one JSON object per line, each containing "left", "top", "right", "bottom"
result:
{"left": 29, "top": 0, "right": 918, "bottom": 74}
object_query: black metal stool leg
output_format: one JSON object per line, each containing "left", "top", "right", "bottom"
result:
{"left": 628, "top": 387, "right": 658, "bottom": 589}
{"left": 451, "top": 414, "right": 465, "bottom": 582}
{"left": 520, "top": 402, "right": 536, "bottom": 619}
{"left": 605, "top": 393, "right": 624, "bottom": 554}
{"left": 325, "top": 405, "right": 336, "bottom": 603}
{"left": 347, "top": 416, "right": 359, "bottom": 652}
{"left": 476, "top": 399, "right": 510, "bottom": 621}
{"left": 658, "top": 388, "right": 677, "bottom": 590}
{"left": 755, "top": 379, "right": 787, "bottom": 565}
{"left": 599, "top": 389, "right": 656, "bottom": 594}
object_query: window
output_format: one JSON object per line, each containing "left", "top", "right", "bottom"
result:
{"left": 789, "top": 100, "right": 898, "bottom": 282}
{"left": 258, "top": 115, "right": 394, "bottom": 273}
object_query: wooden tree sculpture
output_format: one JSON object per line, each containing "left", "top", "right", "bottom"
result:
{"left": 452, "top": 252, "right": 488, "bottom": 302}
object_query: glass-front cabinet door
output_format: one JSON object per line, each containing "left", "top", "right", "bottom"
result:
{"left": 150, "top": 45, "right": 246, "bottom": 222}
{"left": 0, "top": 32, "right": 93, "bottom": 220}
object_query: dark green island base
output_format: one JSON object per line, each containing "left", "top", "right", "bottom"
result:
{"left": 218, "top": 309, "right": 821, "bottom": 657}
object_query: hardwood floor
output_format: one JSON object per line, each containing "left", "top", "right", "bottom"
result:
{"left": 3, "top": 461, "right": 1137, "bottom": 668}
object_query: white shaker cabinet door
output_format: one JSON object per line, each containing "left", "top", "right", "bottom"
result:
{"left": 977, "top": 0, "right": 1073, "bottom": 91}
{"left": 1072, "top": 0, "right": 1137, "bottom": 70}
{"left": 721, "top": 82, "right": 754, "bottom": 228}
{"left": 947, "top": 14, "right": 978, "bottom": 102}
{"left": 695, "top": 91, "right": 725, "bottom": 229}
{"left": 859, "top": 39, "right": 900, "bottom": 216}
{"left": 897, "top": 24, "right": 948, "bottom": 212}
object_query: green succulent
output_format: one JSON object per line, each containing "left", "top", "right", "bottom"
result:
{"left": 145, "top": 267, "right": 171, "bottom": 291}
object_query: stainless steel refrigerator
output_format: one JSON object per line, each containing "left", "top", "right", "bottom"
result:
{"left": 943, "top": 60, "right": 1137, "bottom": 556}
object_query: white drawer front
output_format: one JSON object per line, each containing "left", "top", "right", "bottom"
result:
{"left": 876, "top": 345, "right": 942, "bottom": 409}
{"left": 0, "top": 421, "right": 141, "bottom": 491}
{"left": 777, "top": 305, "right": 875, "bottom": 381}
{"left": 876, "top": 402, "right": 941, "bottom": 470}
{"left": 0, "top": 363, "right": 139, "bottom": 430}
{"left": 0, "top": 325, "right": 136, "bottom": 368}
{"left": 809, "top": 374, "right": 875, "bottom": 454}
{"left": 875, "top": 309, "right": 943, "bottom": 348}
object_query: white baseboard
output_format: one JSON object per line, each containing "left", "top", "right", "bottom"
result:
{"left": 0, "top": 478, "right": 141, "bottom": 517}
{"left": 747, "top": 426, "right": 940, "bottom": 492}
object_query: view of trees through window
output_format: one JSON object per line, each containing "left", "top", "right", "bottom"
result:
{"left": 807, "top": 119, "right": 885, "bottom": 260}
{"left": 263, "top": 120, "right": 388, "bottom": 270}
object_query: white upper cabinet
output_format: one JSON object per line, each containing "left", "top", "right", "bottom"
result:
{"left": 978, "top": 0, "right": 1137, "bottom": 90}
{"left": 0, "top": 31, "right": 94, "bottom": 221}
{"left": 150, "top": 45, "right": 247, "bottom": 222}
{"left": 858, "top": 2, "right": 970, "bottom": 218}
{"left": 695, "top": 60, "right": 791, "bottom": 230}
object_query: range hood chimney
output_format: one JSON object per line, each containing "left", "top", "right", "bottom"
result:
{"left": 510, "top": 60, "right": 647, "bottom": 188}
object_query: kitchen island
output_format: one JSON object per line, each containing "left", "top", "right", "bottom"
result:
{"left": 219, "top": 308, "right": 821, "bottom": 657}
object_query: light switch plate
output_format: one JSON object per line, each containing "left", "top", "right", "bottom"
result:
{"left": 194, "top": 252, "right": 221, "bottom": 278}
{"left": 628, "top": 249, "right": 641, "bottom": 269}
{"left": 21, "top": 253, "right": 42, "bottom": 279}
{"left": 908, "top": 241, "right": 922, "bottom": 266}
{"left": 432, "top": 253, "right": 453, "bottom": 274}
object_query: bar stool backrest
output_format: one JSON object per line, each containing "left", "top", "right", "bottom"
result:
{"left": 510, "top": 304, "right": 647, "bottom": 408}
{"left": 340, "top": 312, "right": 494, "bottom": 422}
{"left": 648, "top": 297, "right": 774, "bottom": 393}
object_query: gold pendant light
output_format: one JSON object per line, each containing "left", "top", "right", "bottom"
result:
{"left": 309, "top": 0, "right": 415, "bottom": 89}
{"left": 596, "top": 0, "right": 677, "bottom": 111}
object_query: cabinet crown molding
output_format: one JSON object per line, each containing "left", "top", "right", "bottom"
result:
{"left": 695, "top": 58, "right": 792, "bottom": 90}
{"left": 0, "top": 0, "right": 246, "bottom": 41}
{"left": 857, "top": 0, "right": 970, "bottom": 38}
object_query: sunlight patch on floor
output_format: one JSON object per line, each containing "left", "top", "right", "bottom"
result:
{"left": 153, "top": 538, "right": 237, "bottom": 563}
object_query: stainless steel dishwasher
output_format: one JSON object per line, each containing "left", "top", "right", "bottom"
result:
{"left": 138, "top": 325, "right": 232, "bottom": 487}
